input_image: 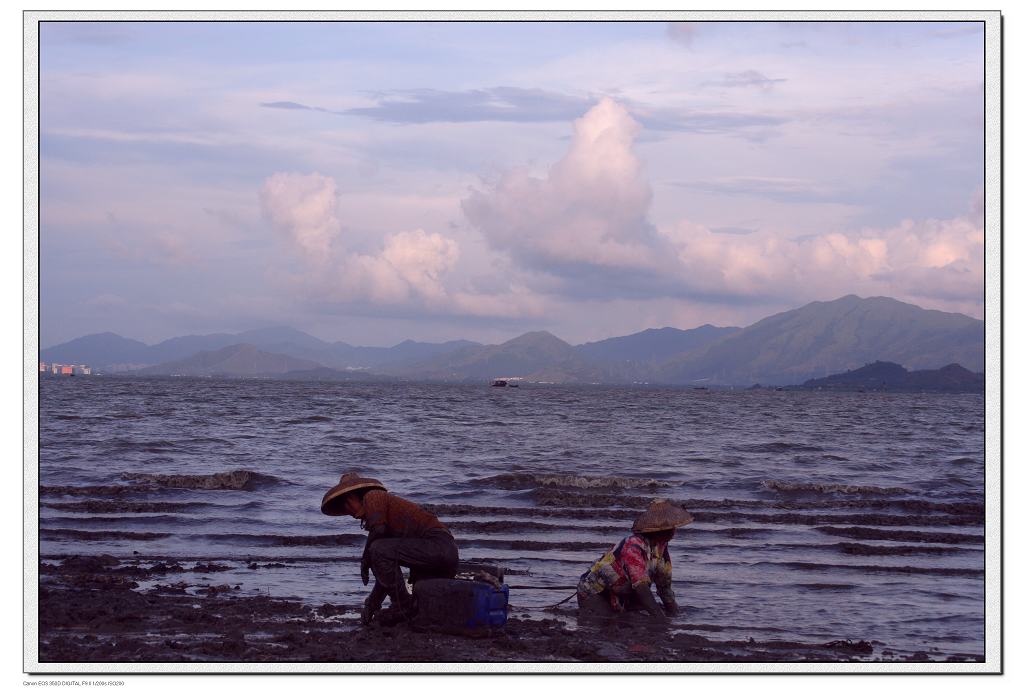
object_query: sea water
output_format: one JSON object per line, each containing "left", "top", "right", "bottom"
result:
{"left": 38, "top": 377, "right": 986, "bottom": 659}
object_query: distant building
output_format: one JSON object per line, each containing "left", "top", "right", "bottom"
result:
{"left": 41, "top": 362, "right": 94, "bottom": 376}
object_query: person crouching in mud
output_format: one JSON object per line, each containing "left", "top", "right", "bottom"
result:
{"left": 320, "top": 471, "right": 459, "bottom": 626}
{"left": 577, "top": 499, "right": 692, "bottom": 621}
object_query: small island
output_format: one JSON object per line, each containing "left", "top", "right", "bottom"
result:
{"left": 793, "top": 361, "right": 983, "bottom": 393}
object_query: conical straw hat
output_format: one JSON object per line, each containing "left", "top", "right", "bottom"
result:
{"left": 632, "top": 499, "right": 693, "bottom": 533}
{"left": 320, "top": 471, "right": 386, "bottom": 516}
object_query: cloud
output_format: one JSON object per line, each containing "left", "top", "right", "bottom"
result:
{"left": 710, "top": 226, "right": 757, "bottom": 236}
{"left": 95, "top": 211, "right": 198, "bottom": 267}
{"left": 671, "top": 176, "right": 838, "bottom": 204}
{"left": 84, "top": 293, "right": 129, "bottom": 309}
{"left": 260, "top": 101, "right": 317, "bottom": 111}
{"left": 704, "top": 70, "right": 787, "bottom": 89}
{"left": 259, "top": 172, "right": 545, "bottom": 318}
{"left": 660, "top": 215, "right": 983, "bottom": 308}
{"left": 630, "top": 107, "right": 785, "bottom": 134}
{"left": 269, "top": 87, "right": 785, "bottom": 136}
{"left": 343, "top": 87, "right": 593, "bottom": 124}
{"left": 259, "top": 172, "right": 341, "bottom": 263}
{"left": 463, "top": 97, "right": 663, "bottom": 279}
{"left": 348, "top": 229, "right": 460, "bottom": 305}
{"left": 461, "top": 97, "right": 982, "bottom": 314}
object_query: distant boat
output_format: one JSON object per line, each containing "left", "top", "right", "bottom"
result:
{"left": 492, "top": 377, "right": 522, "bottom": 387}
{"left": 491, "top": 379, "right": 508, "bottom": 387}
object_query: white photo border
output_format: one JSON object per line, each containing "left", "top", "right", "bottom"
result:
{"left": 23, "top": 8, "right": 1003, "bottom": 675}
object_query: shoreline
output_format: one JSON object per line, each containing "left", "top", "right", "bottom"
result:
{"left": 36, "top": 555, "right": 979, "bottom": 665}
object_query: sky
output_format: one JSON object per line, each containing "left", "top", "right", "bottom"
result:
{"left": 37, "top": 20, "right": 986, "bottom": 348}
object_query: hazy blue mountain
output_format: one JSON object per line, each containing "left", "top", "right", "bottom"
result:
{"left": 236, "top": 326, "right": 332, "bottom": 351}
{"left": 40, "top": 332, "right": 151, "bottom": 370}
{"left": 386, "top": 331, "right": 603, "bottom": 382}
{"left": 383, "top": 339, "right": 482, "bottom": 365}
{"left": 138, "top": 344, "right": 322, "bottom": 377}
{"left": 146, "top": 332, "right": 244, "bottom": 364}
{"left": 656, "top": 295, "right": 983, "bottom": 385}
{"left": 799, "top": 361, "right": 983, "bottom": 393}
{"left": 146, "top": 326, "right": 341, "bottom": 365}
{"left": 43, "top": 326, "right": 481, "bottom": 373}
{"left": 576, "top": 325, "right": 741, "bottom": 363}
{"left": 312, "top": 338, "right": 484, "bottom": 370}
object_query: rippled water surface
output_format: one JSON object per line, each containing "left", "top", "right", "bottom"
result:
{"left": 39, "top": 377, "right": 986, "bottom": 659}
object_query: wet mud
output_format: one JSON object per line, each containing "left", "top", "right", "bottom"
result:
{"left": 120, "top": 470, "right": 282, "bottom": 490}
{"left": 760, "top": 480, "right": 911, "bottom": 495}
{"left": 37, "top": 555, "right": 977, "bottom": 664}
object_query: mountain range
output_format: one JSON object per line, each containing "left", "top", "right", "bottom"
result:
{"left": 40, "top": 295, "right": 985, "bottom": 386}
{"left": 41, "top": 326, "right": 480, "bottom": 374}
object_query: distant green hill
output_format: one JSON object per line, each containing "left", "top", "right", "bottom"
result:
{"left": 799, "top": 361, "right": 983, "bottom": 392}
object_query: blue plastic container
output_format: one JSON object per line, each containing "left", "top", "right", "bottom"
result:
{"left": 412, "top": 578, "right": 510, "bottom": 633}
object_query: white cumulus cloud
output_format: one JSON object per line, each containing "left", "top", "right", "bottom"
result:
{"left": 259, "top": 171, "right": 545, "bottom": 318}
{"left": 259, "top": 172, "right": 341, "bottom": 264}
{"left": 463, "top": 97, "right": 662, "bottom": 273}
{"left": 661, "top": 215, "right": 983, "bottom": 311}
{"left": 461, "top": 98, "right": 983, "bottom": 316}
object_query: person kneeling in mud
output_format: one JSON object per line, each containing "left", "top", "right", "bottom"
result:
{"left": 321, "top": 471, "right": 459, "bottom": 626}
{"left": 577, "top": 499, "right": 692, "bottom": 621}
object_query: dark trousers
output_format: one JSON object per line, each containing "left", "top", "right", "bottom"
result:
{"left": 368, "top": 530, "right": 459, "bottom": 607}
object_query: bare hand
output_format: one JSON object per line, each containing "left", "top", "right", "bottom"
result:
{"left": 361, "top": 595, "right": 379, "bottom": 625}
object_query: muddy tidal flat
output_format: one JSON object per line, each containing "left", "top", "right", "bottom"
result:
{"left": 38, "top": 555, "right": 979, "bottom": 664}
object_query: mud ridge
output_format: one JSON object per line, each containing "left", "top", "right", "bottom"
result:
{"left": 681, "top": 498, "right": 983, "bottom": 516}
{"left": 422, "top": 503, "right": 639, "bottom": 521}
{"left": 40, "top": 485, "right": 156, "bottom": 498}
{"left": 694, "top": 510, "right": 981, "bottom": 528}
{"left": 755, "top": 560, "right": 984, "bottom": 577}
{"left": 41, "top": 500, "right": 226, "bottom": 513}
{"left": 41, "top": 528, "right": 173, "bottom": 541}
{"left": 833, "top": 542, "right": 970, "bottom": 557}
{"left": 191, "top": 532, "right": 366, "bottom": 547}
{"left": 532, "top": 488, "right": 653, "bottom": 508}
{"left": 120, "top": 470, "right": 284, "bottom": 490}
{"left": 474, "top": 473, "right": 671, "bottom": 491}
{"left": 813, "top": 526, "right": 984, "bottom": 545}
{"left": 459, "top": 537, "right": 610, "bottom": 552}
{"left": 761, "top": 480, "right": 910, "bottom": 495}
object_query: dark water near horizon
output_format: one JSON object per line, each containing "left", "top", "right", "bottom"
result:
{"left": 38, "top": 377, "right": 986, "bottom": 660}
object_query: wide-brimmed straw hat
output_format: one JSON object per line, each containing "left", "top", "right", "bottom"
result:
{"left": 320, "top": 471, "right": 386, "bottom": 516}
{"left": 632, "top": 499, "right": 693, "bottom": 533}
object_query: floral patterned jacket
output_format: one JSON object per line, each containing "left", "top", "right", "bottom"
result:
{"left": 577, "top": 533, "right": 676, "bottom": 611}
